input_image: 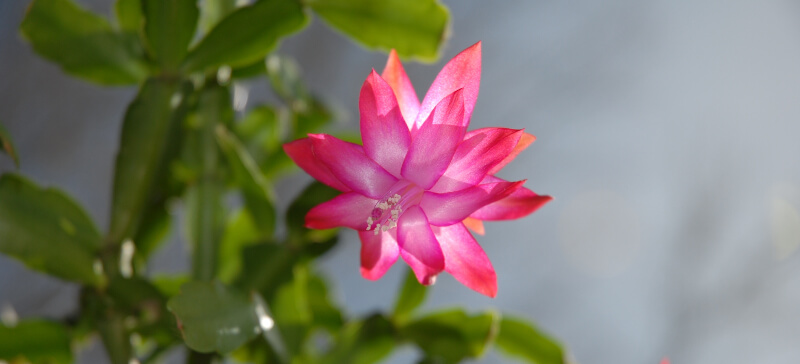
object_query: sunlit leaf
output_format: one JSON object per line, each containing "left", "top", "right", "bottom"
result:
{"left": 20, "top": 0, "right": 148, "bottom": 85}
{"left": 143, "top": 0, "right": 199, "bottom": 70}
{"left": 182, "top": 0, "right": 307, "bottom": 72}
{"left": 198, "top": 0, "right": 237, "bottom": 32}
{"left": 218, "top": 208, "right": 263, "bottom": 284}
{"left": 0, "top": 174, "right": 103, "bottom": 285}
{"left": 495, "top": 316, "right": 566, "bottom": 364}
{"left": 393, "top": 268, "right": 428, "bottom": 322}
{"left": 108, "top": 79, "right": 190, "bottom": 249}
{"left": 168, "top": 281, "right": 265, "bottom": 354}
{"left": 216, "top": 125, "right": 276, "bottom": 238}
{"left": 0, "top": 123, "right": 19, "bottom": 168}
{"left": 266, "top": 54, "right": 308, "bottom": 102}
{"left": 399, "top": 310, "right": 500, "bottom": 363}
{"left": 0, "top": 320, "right": 72, "bottom": 364}
{"left": 307, "top": 0, "right": 450, "bottom": 61}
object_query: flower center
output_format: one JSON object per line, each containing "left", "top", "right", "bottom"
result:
{"left": 366, "top": 180, "right": 424, "bottom": 235}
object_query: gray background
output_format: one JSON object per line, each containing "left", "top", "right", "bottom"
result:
{"left": 2, "top": 0, "right": 800, "bottom": 363}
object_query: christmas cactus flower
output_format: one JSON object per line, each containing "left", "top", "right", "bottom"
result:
{"left": 283, "top": 42, "right": 551, "bottom": 297}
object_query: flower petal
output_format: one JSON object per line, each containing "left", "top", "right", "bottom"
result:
{"left": 360, "top": 70, "right": 412, "bottom": 177}
{"left": 309, "top": 134, "right": 398, "bottom": 199}
{"left": 283, "top": 138, "right": 350, "bottom": 192}
{"left": 401, "top": 89, "right": 466, "bottom": 189}
{"left": 359, "top": 229, "right": 400, "bottom": 280}
{"left": 397, "top": 205, "right": 444, "bottom": 285}
{"left": 381, "top": 50, "right": 420, "bottom": 127}
{"left": 433, "top": 223, "right": 497, "bottom": 297}
{"left": 488, "top": 132, "right": 536, "bottom": 175}
{"left": 462, "top": 217, "right": 485, "bottom": 235}
{"left": 414, "top": 41, "right": 481, "bottom": 131}
{"left": 420, "top": 180, "right": 525, "bottom": 226}
{"left": 306, "top": 192, "right": 378, "bottom": 230}
{"left": 431, "top": 127, "right": 523, "bottom": 193}
{"left": 470, "top": 175, "right": 552, "bottom": 221}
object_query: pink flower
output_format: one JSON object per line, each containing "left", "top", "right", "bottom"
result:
{"left": 283, "top": 42, "right": 551, "bottom": 297}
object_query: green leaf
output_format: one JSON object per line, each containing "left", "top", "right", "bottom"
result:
{"left": 235, "top": 243, "right": 295, "bottom": 301}
{"left": 495, "top": 316, "right": 566, "bottom": 364}
{"left": 235, "top": 105, "right": 282, "bottom": 162}
{"left": 0, "top": 123, "right": 19, "bottom": 168}
{"left": 184, "top": 85, "right": 231, "bottom": 281}
{"left": 321, "top": 314, "right": 395, "bottom": 364}
{"left": 393, "top": 268, "right": 428, "bottom": 322}
{"left": 0, "top": 174, "right": 103, "bottom": 285}
{"left": 399, "top": 310, "right": 500, "bottom": 363}
{"left": 0, "top": 320, "right": 72, "bottom": 363}
{"left": 218, "top": 208, "right": 263, "bottom": 284}
{"left": 182, "top": 0, "right": 308, "bottom": 72}
{"left": 132, "top": 203, "right": 172, "bottom": 264}
{"left": 216, "top": 125, "right": 276, "bottom": 237}
{"left": 266, "top": 54, "right": 309, "bottom": 102}
{"left": 143, "top": 0, "right": 199, "bottom": 70}
{"left": 271, "top": 265, "right": 312, "bottom": 355}
{"left": 198, "top": 0, "right": 237, "bottom": 32}
{"left": 115, "top": 0, "right": 143, "bottom": 33}
{"left": 108, "top": 78, "right": 190, "bottom": 248}
{"left": 20, "top": 0, "right": 148, "bottom": 85}
{"left": 307, "top": 274, "right": 344, "bottom": 332}
{"left": 292, "top": 97, "right": 333, "bottom": 140}
{"left": 307, "top": 0, "right": 450, "bottom": 61}
{"left": 167, "top": 281, "right": 265, "bottom": 353}
{"left": 286, "top": 182, "right": 341, "bottom": 243}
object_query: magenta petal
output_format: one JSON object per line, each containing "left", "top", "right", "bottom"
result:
{"left": 309, "top": 134, "right": 398, "bottom": 199}
{"left": 397, "top": 205, "right": 444, "bottom": 285}
{"left": 359, "top": 229, "right": 400, "bottom": 280}
{"left": 433, "top": 223, "right": 497, "bottom": 297}
{"left": 488, "top": 132, "right": 536, "bottom": 175}
{"left": 420, "top": 180, "right": 525, "bottom": 226}
{"left": 381, "top": 50, "right": 420, "bottom": 127}
{"left": 283, "top": 138, "right": 350, "bottom": 192}
{"left": 360, "top": 70, "right": 412, "bottom": 177}
{"left": 470, "top": 175, "right": 553, "bottom": 221}
{"left": 401, "top": 89, "right": 466, "bottom": 189}
{"left": 306, "top": 192, "right": 377, "bottom": 230}
{"left": 431, "top": 127, "right": 523, "bottom": 193}
{"left": 414, "top": 41, "right": 481, "bottom": 131}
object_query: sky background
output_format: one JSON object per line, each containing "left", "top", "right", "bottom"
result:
{"left": 2, "top": 0, "right": 800, "bottom": 363}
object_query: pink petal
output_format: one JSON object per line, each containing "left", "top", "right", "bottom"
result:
{"left": 470, "top": 175, "right": 552, "bottom": 221}
{"left": 401, "top": 89, "right": 466, "bottom": 189}
{"left": 431, "top": 127, "right": 523, "bottom": 193}
{"left": 360, "top": 70, "right": 412, "bottom": 177}
{"left": 488, "top": 132, "right": 536, "bottom": 175}
{"left": 462, "top": 217, "right": 485, "bottom": 235}
{"left": 414, "top": 41, "right": 481, "bottom": 131}
{"left": 309, "top": 134, "right": 398, "bottom": 199}
{"left": 381, "top": 50, "right": 420, "bottom": 127}
{"left": 433, "top": 223, "right": 497, "bottom": 297}
{"left": 397, "top": 205, "right": 444, "bottom": 285}
{"left": 306, "top": 192, "right": 377, "bottom": 230}
{"left": 420, "top": 180, "right": 525, "bottom": 226}
{"left": 283, "top": 138, "right": 351, "bottom": 192}
{"left": 359, "top": 229, "right": 400, "bottom": 280}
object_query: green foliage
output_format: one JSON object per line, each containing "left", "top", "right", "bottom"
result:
{"left": 399, "top": 310, "right": 500, "bottom": 363}
{"left": 0, "top": 123, "right": 18, "bottom": 168}
{"left": 286, "top": 181, "right": 341, "bottom": 243}
{"left": 308, "top": 0, "right": 451, "bottom": 61}
{"left": 115, "top": 0, "right": 143, "bottom": 33}
{"left": 167, "top": 281, "right": 264, "bottom": 353}
{"left": 182, "top": 0, "right": 308, "bottom": 72}
{"left": 0, "top": 320, "right": 72, "bottom": 364}
{"left": 108, "top": 78, "right": 190, "bottom": 248}
{"left": 20, "top": 0, "right": 147, "bottom": 85}
{"left": 495, "top": 316, "right": 567, "bottom": 364}
{"left": 0, "top": 174, "right": 103, "bottom": 285}
{"left": 142, "top": 0, "right": 199, "bottom": 70}
{"left": 393, "top": 268, "right": 429, "bottom": 322}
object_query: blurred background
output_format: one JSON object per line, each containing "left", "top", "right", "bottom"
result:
{"left": 2, "top": 0, "right": 800, "bottom": 363}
